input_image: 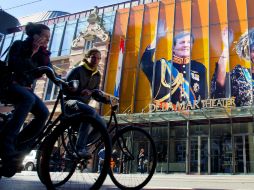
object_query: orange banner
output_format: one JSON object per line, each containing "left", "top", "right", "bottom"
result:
{"left": 118, "top": 5, "right": 144, "bottom": 113}
{"left": 102, "top": 8, "right": 129, "bottom": 115}
{"left": 135, "top": 2, "right": 159, "bottom": 113}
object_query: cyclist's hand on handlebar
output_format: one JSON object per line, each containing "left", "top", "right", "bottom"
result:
{"left": 65, "top": 80, "right": 79, "bottom": 92}
{"left": 67, "top": 86, "right": 77, "bottom": 93}
{"left": 81, "top": 89, "right": 92, "bottom": 97}
{"left": 91, "top": 89, "right": 113, "bottom": 104}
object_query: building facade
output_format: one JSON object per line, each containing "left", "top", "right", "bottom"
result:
{"left": 1, "top": 0, "right": 254, "bottom": 174}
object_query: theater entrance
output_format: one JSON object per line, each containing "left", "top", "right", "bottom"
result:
{"left": 190, "top": 136, "right": 208, "bottom": 173}
{"left": 233, "top": 134, "right": 254, "bottom": 174}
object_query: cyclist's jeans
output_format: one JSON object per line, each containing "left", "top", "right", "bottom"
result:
{"left": 1, "top": 83, "right": 49, "bottom": 159}
{"left": 65, "top": 99, "right": 106, "bottom": 152}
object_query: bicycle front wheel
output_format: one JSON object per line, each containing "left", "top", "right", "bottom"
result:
{"left": 38, "top": 114, "right": 111, "bottom": 190}
{"left": 108, "top": 126, "right": 157, "bottom": 190}
{"left": 36, "top": 127, "right": 77, "bottom": 187}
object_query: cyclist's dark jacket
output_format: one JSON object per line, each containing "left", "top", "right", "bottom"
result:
{"left": 8, "top": 37, "right": 52, "bottom": 87}
{"left": 65, "top": 61, "right": 101, "bottom": 104}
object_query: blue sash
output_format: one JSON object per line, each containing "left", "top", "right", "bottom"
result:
{"left": 165, "top": 60, "right": 195, "bottom": 103}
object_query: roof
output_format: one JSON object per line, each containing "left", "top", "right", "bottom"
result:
{"left": 18, "top": 11, "right": 70, "bottom": 26}
{"left": 0, "top": 9, "right": 20, "bottom": 34}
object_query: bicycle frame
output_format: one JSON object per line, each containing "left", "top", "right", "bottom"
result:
{"left": 81, "top": 102, "right": 135, "bottom": 161}
{"left": 33, "top": 82, "right": 87, "bottom": 150}
{"left": 30, "top": 83, "right": 66, "bottom": 148}
{"left": 0, "top": 80, "right": 77, "bottom": 156}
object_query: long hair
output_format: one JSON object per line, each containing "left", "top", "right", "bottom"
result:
{"left": 25, "top": 22, "right": 50, "bottom": 37}
{"left": 235, "top": 28, "right": 254, "bottom": 61}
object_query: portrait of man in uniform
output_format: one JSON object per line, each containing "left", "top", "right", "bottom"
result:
{"left": 140, "top": 31, "right": 207, "bottom": 109}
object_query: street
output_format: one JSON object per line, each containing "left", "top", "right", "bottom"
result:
{"left": 1, "top": 171, "right": 254, "bottom": 190}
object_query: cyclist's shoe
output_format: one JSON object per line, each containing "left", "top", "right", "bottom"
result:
{"left": 0, "top": 166, "right": 16, "bottom": 178}
{"left": 0, "top": 151, "right": 25, "bottom": 177}
{"left": 0, "top": 158, "right": 23, "bottom": 178}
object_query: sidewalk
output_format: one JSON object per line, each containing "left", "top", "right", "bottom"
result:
{"left": 140, "top": 174, "right": 254, "bottom": 190}
{"left": 1, "top": 172, "right": 254, "bottom": 190}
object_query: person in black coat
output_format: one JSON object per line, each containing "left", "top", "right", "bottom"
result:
{"left": 1, "top": 22, "right": 52, "bottom": 174}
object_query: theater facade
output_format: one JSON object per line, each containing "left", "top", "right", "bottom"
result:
{"left": 1, "top": 0, "right": 254, "bottom": 174}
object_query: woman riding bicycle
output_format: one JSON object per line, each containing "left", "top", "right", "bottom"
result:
{"left": 0, "top": 22, "right": 54, "bottom": 174}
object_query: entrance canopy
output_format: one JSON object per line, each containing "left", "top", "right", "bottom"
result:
{"left": 104, "top": 106, "right": 254, "bottom": 124}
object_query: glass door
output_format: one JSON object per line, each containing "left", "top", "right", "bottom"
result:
{"left": 234, "top": 134, "right": 254, "bottom": 174}
{"left": 234, "top": 135, "right": 245, "bottom": 173}
{"left": 190, "top": 136, "right": 208, "bottom": 173}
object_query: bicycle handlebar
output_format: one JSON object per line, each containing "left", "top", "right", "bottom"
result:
{"left": 32, "top": 66, "right": 118, "bottom": 109}
{"left": 32, "top": 66, "right": 79, "bottom": 89}
{"left": 91, "top": 89, "right": 119, "bottom": 109}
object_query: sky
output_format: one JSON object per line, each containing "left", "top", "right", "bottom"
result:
{"left": 1, "top": 0, "right": 128, "bottom": 18}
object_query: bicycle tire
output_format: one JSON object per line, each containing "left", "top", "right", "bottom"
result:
{"left": 108, "top": 126, "right": 157, "bottom": 190}
{"left": 36, "top": 149, "right": 45, "bottom": 184}
{"left": 38, "top": 114, "right": 111, "bottom": 190}
{"left": 36, "top": 129, "right": 77, "bottom": 187}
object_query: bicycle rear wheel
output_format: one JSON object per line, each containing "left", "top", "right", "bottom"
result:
{"left": 38, "top": 114, "right": 111, "bottom": 190}
{"left": 108, "top": 126, "right": 157, "bottom": 190}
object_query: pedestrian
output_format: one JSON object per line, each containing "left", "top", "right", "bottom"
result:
{"left": 111, "top": 149, "right": 120, "bottom": 173}
{"left": 121, "top": 147, "right": 128, "bottom": 174}
{"left": 98, "top": 146, "right": 105, "bottom": 173}
{"left": 137, "top": 148, "right": 146, "bottom": 174}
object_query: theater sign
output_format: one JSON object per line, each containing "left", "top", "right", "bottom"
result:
{"left": 148, "top": 98, "right": 236, "bottom": 112}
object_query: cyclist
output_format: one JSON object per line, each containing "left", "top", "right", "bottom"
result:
{"left": 0, "top": 22, "right": 53, "bottom": 174}
{"left": 64, "top": 48, "right": 106, "bottom": 158}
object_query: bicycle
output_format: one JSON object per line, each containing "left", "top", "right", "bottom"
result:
{"left": 38, "top": 88, "right": 157, "bottom": 190}
{"left": 0, "top": 66, "right": 112, "bottom": 190}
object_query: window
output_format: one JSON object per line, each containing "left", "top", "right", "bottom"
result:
{"left": 84, "top": 39, "right": 93, "bottom": 51}
{"left": 0, "top": 33, "right": 4, "bottom": 51}
{"left": 124, "top": 3, "right": 131, "bottom": 8}
{"left": 60, "top": 20, "right": 77, "bottom": 56}
{"left": 102, "top": 11, "right": 116, "bottom": 33}
{"left": 144, "top": 0, "right": 152, "bottom": 4}
{"left": 131, "top": 1, "right": 139, "bottom": 6}
{"left": 119, "top": 4, "right": 124, "bottom": 9}
{"left": 50, "top": 22, "right": 65, "bottom": 57}
{"left": 75, "top": 17, "right": 89, "bottom": 39}
{"left": 0, "top": 34, "right": 13, "bottom": 60}
{"left": 44, "top": 79, "right": 59, "bottom": 101}
{"left": 12, "top": 31, "right": 24, "bottom": 42}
